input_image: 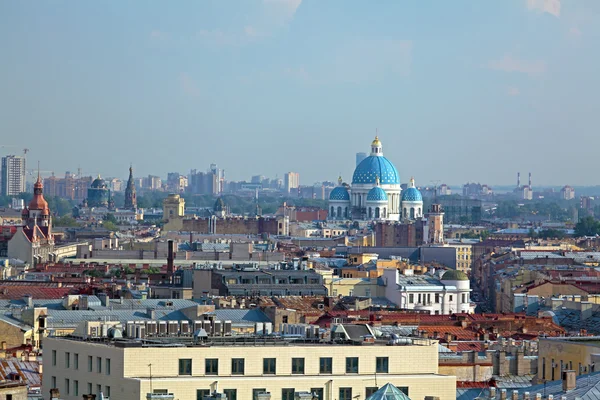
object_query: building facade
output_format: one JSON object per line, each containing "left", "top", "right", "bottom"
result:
{"left": 43, "top": 335, "right": 456, "bottom": 400}
{"left": 328, "top": 137, "right": 424, "bottom": 222}
{"left": 1, "top": 155, "right": 26, "bottom": 196}
{"left": 284, "top": 172, "right": 300, "bottom": 194}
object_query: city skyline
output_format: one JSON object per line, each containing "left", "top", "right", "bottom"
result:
{"left": 2, "top": 1, "right": 600, "bottom": 185}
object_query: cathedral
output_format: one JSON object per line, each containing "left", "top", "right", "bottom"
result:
{"left": 329, "top": 136, "right": 423, "bottom": 222}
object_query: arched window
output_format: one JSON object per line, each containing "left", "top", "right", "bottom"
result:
{"left": 368, "top": 207, "right": 373, "bottom": 219}
{"left": 375, "top": 207, "right": 380, "bottom": 219}
{"left": 403, "top": 207, "right": 407, "bottom": 218}
{"left": 418, "top": 207, "right": 422, "bottom": 217}
{"left": 331, "top": 206, "right": 335, "bottom": 216}
{"left": 410, "top": 207, "right": 415, "bottom": 219}
{"left": 337, "top": 206, "right": 342, "bottom": 218}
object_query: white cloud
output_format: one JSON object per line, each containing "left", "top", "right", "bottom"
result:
{"left": 488, "top": 55, "right": 546, "bottom": 77}
{"left": 263, "top": 0, "right": 302, "bottom": 25}
{"left": 526, "top": 0, "right": 561, "bottom": 17}
{"left": 179, "top": 73, "right": 200, "bottom": 97}
{"left": 507, "top": 86, "right": 521, "bottom": 96}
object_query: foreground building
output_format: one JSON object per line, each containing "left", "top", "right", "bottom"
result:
{"left": 44, "top": 331, "right": 456, "bottom": 400}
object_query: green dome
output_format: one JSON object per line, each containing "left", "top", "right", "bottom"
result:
{"left": 441, "top": 270, "right": 468, "bottom": 281}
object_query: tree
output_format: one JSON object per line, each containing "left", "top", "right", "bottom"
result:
{"left": 103, "top": 221, "right": 119, "bottom": 231}
{"left": 575, "top": 216, "right": 600, "bottom": 237}
{"left": 53, "top": 216, "right": 80, "bottom": 227}
{"left": 104, "top": 213, "right": 118, "bottom": 224}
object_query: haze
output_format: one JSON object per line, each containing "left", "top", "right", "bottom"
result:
{"left": 1, "top": 0, "right": 598, "bottom": 186}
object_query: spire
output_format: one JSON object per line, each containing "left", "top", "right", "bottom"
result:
{"left": 371, "top": 134, "right": 383, "bottom": 156}
{"left": 36, "top": 161, "right": 41, "bottom": 184}
{"left": 338, "top": 175, "right": 343, "bottom": 186}
{"left": 375, "top": 175, "right": 380, "bottom": 186}
{"left": 410, "top": 177, "right": 415, "bottom": 187}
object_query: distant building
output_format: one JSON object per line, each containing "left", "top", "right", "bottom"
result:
{"left": 86, "top": 176, "right": 111, "bottom": 208}
{"left": 44, "top": 172, "right": 92, "bottom": 201}
{"left": 124, "top": 166, "right": 137, "bottom": 209}
{"left": 284, "top": 171, "right": 300, "bottom": 193}
{"left": 1, "top": 155, "right": 26, "bottom": 196}
{"left": 109, "top": 178, "right": 123, "bottom": 192}
{"left": 189, "top": 169, "right": 218, "bottom": 195}
{"left": 513, "top": 172, "right": 533, "bottom": 200}
{"left": 383, "top": 268, "right": 475, "bottom": 314}
{"left": 561, "top": 185, "right": 575, "bottom": 200}
{"left": 8, "top": 174, "right": 54, "bottom": 265}
{"left": 438, "top": 184, "right": 451, "bottom": 196}
{"left": 355, "top": 151, "right": 367, "bottom": 167}
{"left": 436, "top": 197, "right": 482, "bottom": 224}
{"left": 462, "top": 182, "right": 492, "bottom": 197}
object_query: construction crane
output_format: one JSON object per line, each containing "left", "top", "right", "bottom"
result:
{"left": 23, "top": 148, "right": 29, "bottom": 155}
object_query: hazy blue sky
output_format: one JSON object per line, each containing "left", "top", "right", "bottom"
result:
{"left": 1, "top": 0, "right": 599, "bottom": 187}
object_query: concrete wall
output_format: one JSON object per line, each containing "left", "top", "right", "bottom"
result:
{"left": 348, "top": 246, "right": 457, "bottom": 269}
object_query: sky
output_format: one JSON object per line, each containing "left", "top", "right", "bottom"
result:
{"left": 1, "top": 0, "right": 599, "bottom": 187}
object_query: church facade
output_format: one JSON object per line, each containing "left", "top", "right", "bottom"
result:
{"left": 329, "top": 136, "right": 423, "bottom": 222}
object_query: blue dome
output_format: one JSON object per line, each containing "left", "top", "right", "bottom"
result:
{"left": 402, "top": 187, "right": 423, "bottom": 202}
{"left": 367, "top": 186, "right": 388, "bottom": 202}
{"left": 352, "top": 156, "right": 400, "bottom": 185}
{"left": 329, "top": 186, "right": 350, "bottom": 201}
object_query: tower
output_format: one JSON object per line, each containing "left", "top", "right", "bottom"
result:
{"left": 124, "top": 165, "right": 137, "bottom": 210}
{"left": 426, "top": 204, "right": 444, "bottom": 245}
{"left": 1, "top": 155, "right": 26, "bottom": 196}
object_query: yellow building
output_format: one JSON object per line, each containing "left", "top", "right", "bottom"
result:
{"left": 445, "top": 239, "right": 477, "bottom": 275}
{"left": 538, "top": 337, "right": 600, "bottom": 382}
{"left": 325, "top": 277, "right": 384, "bottom": 298}
{"left": 44, "top": 334, "right": 456, "bottom": 400}
{"left": 163, "top": 194, "right": 186, "bottom": 231}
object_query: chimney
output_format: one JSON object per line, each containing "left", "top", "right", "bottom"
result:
{"left": 167, "top": 240, "right": 175, "bottom": 275}
{"left": 500, "top": 389, "right": 507, "bottom": 400}
{"left": 147, "top": 307, "right": 156, "bottom": 319}
{"left": 98, "top": 293, "right": 110, "bottom": 308}
{"left": 512, "top": 390, "right": 519, "bottom": 400}
{"left": 49, "top": 388, "right": 60, "bottom": 399}
{"left": 535, "top": 394, "right": 541, "bottom": 400}
{"left": 1, "top": 341, "right": 6, "bottom": 350}
{"left": 562, "top": 370, "right": 576, "bottom": 391}
{"left": 23, "top": 294, "right": 33, "bottom": 308}
{"left": 489, "top": 387, "right": 497, "bottom": 399}
{"left": 523, "top": 392, "right": 530, "bottom": 400}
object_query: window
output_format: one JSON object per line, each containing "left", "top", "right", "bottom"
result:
{"left": 346, "top": 357, "right": 359, "bottom": 373}
{"left": 365, "top": 288, "right": 371, "bottom": 297}
{"left": 462, "top": 293, "right": 467, "bottom": 303}
{"left": 97, "top": 384, "right": 102, "bottom": 397}
{"left": 409, "top": 294, "right": 414, "bottom": 303}
{"left": 339, "top": 387, "right": 353, "bottom": 400}
{"left": 179, "top": 359, "right": 192, "bottom": 375}
{"left": 74, "top": 380, "right": 79, "bottom": 396}
{"left": 105, "top": 386, "right": 111, "bottom": 397}
{"left": 106, "top": 358, "right": 111, "bottom": 375}
{"left": 399, "top": 387, "right": 409, "bottom": 396}
{"left": 52, "top": 350, "right": 56, "bottom": 366}
{"left": 253, "top": 388, "right": 267, "bottom": 400}
{"left": 74, "top": 353, "right": 79, "bottom": 370}
{"left": 88, "top": 356, "right": 93, "bottom": 372}
{"left": 232, "top": 358, "right": 245, "bottom": 375}
{"left": 282, "top": 388, "right": 295, "bottom": 400}
{"left": 366, "top": 387, "right": 379, "bottom": 397}
{"left": 65, "top": 378, "right": 70, "bottom": 395}
{"left": 196, "top": 389, "right": 210, "bottom": 400}
{"left": 435, "top": 293, "right": 440, "bottom": 303}
{"left": 205, "top": 358, "right": 218, "bottom": 375}
{"left": 282, "top": 315, "right": 289, "bottom": 323}
{"left": 224, "top": 389, "right": 237, "bottom": 400}
{"left": 376, "top": 357, "right": 389, "bottom": 373}
{"left": 65, "top": 352, "right": 70, "bottom": 368}
{"left": 311, "top": 388, "right": 324, "bottom": 400}
{"left": 449, "top": 295, "right": 453, "bottom": 301}
{"left": 319, "top": 357, "right": 332, "bottom": 374}
{"left": 292, "top": 358, "right": 305, "bottom": 374}
{"left": 97, "top": 357, "right": 102, "bottom": 373}
{"left": 263, "top": 358, "right": 276, "bottom": 374}
{"left": 87, "top": 383, "right": 92, "bottom": 394}
{"left": 51, "top": 376, "right": 56, "bottom": 389}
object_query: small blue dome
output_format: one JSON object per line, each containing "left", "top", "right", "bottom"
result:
{"left": 352, "top": 156, "right": 400, "bottom": 185}
{"left": 402, "top": 187, "right": 422, "bottom": 202}
{"left": 367, "top": 186, "right": 388, "bottom": 202}
{"left": 329, "top": 186, "right": 350, "bottom": 201}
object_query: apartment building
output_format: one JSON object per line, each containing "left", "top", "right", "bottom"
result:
{"left": 43, "top": 334, "right": 456, "bottom": 400}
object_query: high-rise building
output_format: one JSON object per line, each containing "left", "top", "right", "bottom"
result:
{"left": 189, "top": 169, "right": 218, "bottom": 195}
{"left": 356, "top": 152, "right": 367, "bottom": 167}
{"left": 1, "top": 155, "right": 26, "bottom": 196}
{"left": 124, "top": 166, "right": 137, "bottom": 209}
{"left": 284, "top": 172, "right": 300, "bottom": 193}
{"left": 210, "top": 164, "right": 224, "bottom": 194}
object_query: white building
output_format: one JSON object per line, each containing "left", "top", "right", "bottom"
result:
{"left": 383, "top": 268, "right": 475, "bottom": 315}
{"left": 1, "top": 155, "right": 26, "bottom": 196}
{"left": 329, "top": 136, "right": 424, "bottom": 222}
{"left": 284, "top": 171, "right": 300, "bottom": 193}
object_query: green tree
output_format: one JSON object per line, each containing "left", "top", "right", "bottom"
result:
{"left": 575, "top": 216, "right": 600, "bottom": 237}
{"left": 103, "top": 221, "right": 119, "bottom": 231}
{"left": 53, "top": 215, "right": 80, "bottom": 227}
{"left": 104, "top": 213, "right": 118, "bottom": 224}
